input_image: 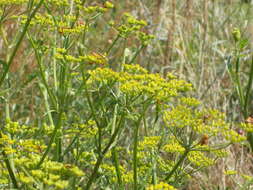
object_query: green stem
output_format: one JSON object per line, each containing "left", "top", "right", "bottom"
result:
{"left": 164, "top": 148, "right": 190, "bottom": 181}
{"left": 234, "top": 54, "right": 245, "bottom": 114}
{"left": 133, "top": 120, "right": 140, "bottom": 190}
{"left": 84, "top": 84, "right": 102, "bottom": 153}
{"left": 36, "top": 110, "right": 63, "bottom": 167}
{"left": 151, "top": 151, "right": 157, "bottom": 186}
{"left": 244, "top": 57, "right": 253, "bottom": 151}
{"left": 110, "top": 52, "right": 125, "bottom": 189}
{"left": 0, "top": 130, "right": 18, "bottom": 188}
{"left": 27, "top": 33, "right": 57, "bottom": 109}
{"left": 244, "top": 57, "right": 253, "bottom": 117}
{"left": 106, "top": 35, "right": 120, "bottom": 54}
{"left": 0, "top": 0, "right": 44, "bottom": 87}
{"left": 2, "top": 151, "right": 18, "bottom": 188}
{"left": 84, "top": 115, "right": 125, "bottom": 190}
{"left": 133, "top": 103, "right": 150, "bottom": 190}
{"left": 128, "top": 45, "right": 145, "bottom": 65}
{"left": 62, "top": 115, "right": 92, "bottom": 157}
{"left": 112, "top": 148, "right": 123, "bottom": 188}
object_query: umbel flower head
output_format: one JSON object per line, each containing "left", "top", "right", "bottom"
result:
{"left": 88, "top": 64, "right": 192, "bottom": 102}
{"left": 163, "top": 104, "right": 246, "bottom": 144}
{"left": 146, "top": 182, "right": 177, "bottom": 190}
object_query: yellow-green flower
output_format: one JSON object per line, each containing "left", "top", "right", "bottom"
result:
{"left": 146, "top": 182, "right": 177, "bottom": 190}
{"left": 187, "top": 151, "right": 214, "bottom": 167}
{"left": 224, "top": 170, "right": 237, "bottom": 175}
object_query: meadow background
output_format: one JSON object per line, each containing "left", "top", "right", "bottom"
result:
{"left": 0, "top": 0, "right": 253, "bottom": 189}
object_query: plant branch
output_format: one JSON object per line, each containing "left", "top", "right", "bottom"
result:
{"left": 0, "top": 0, "right": 45, "bottom": 87}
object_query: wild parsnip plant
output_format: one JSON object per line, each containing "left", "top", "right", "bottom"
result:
{"left": 0, "top": 1, "right": 251, "bottom": 190}
{"left": 226, "top": 28, "right": 253, "bottom": 150}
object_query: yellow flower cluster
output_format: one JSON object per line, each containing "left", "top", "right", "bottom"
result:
{"left": 19, "top": 12, "right": 88, "bottom": 35}
{"left": 223, "top": 129, "right": 246, "bottom": 143}
{"left": 76, "top": 1, "right": 114, "bottom": 14}
{"left": 104, "top": 1, "right": 114, "bottom": 9}
{"left": 31, "top": 14, "right": 54, "bottom": 25}
{"left": 212, "top": 149, "right": 229, "bottom": 158}
{"left": 120, "top": 166, "right": 151, "bottom": 184}
{"left": 47, "top": 0, "right": 69, "bottom": 7}
{"left": 0, "top": 132, "right": 15, "bottom": 146}
{"left": 162, "top": 137, "right": 185, "bottom": 154}
{"left": 224, "top": 170, "right": 237, "bottom": 175}
{"left": 58, "top": 24, "right": 88, "bottom": 34}
{"left": 66, "top": 120, "right": 98, "bottom": 139}
{"left": 187, "top": 151, "right": 214, "bottom": 167}
{"left": 137, "top": 31, "right": 155, "bottom": 46}
{"left": 163, "top": 105, "right": 246, "bottom": 143}
{"left": 146, "top": 182, "right": 177, "bottom": 190}
{"left": 100, "top": 163, "right": 118, "bottom": 182}
{"left": 123, "top": 63, "right": 148, "bottom": 74}
{"left": 88, "top": 64, "right": 192, "bottom": 101}
{"left": 55, "top": 48, "right": 108, "bottom": 65}
{"left": 0, "top": 0, "right": 28, "bottom": 5}
{"left": 5, "top": 119, "right": 36, "bottom": 135}
{"left": 0, "top": 119, "right": 86, "bottom": 189}
{"left": 180, "top": 97, "right": 201, "bottom": 107}
{"left": 79, "top": 52, "right": 108, "bottom": 65}
{"left": 18, "top": 139, "right": 47, "bottom": 154}
{"left": 138, "top": 136, "right": 161, "bottom": 150}
{"left": 0, "top": 0, "right": 69, "bottom": 7}
{"left": 157, "top": 158, "right": 175, "bottom": 173}
{"left": 241, "top": 174, "right": 253, "bottom": 181}
{"left": 112, "top": 13, "right": 148, "bottom": 39}
{"left": 14, "top": 154, "right": 84, "bottom": 189}
{"left": 100, "top": 163, "right": 146, "bottom": 184}
{"left": 0, "top": 132, "right": 16, "bottom": 155}
{"left": 123, "top": 13, "right": 147, "bottom": 26}
{"left": 1, "top": 120, "right": 47, "bottom": 155}
{"left": 164, "top": 105, "right": 201, "bottom": 129}
{"left": 42, "top": 124, "right": 54, "bottom": 135}
{"left": 113, "top": 13, "right": 155, "bottom": 45}
{"left": 240, "top": 122, "right": 253, "bottom": 132}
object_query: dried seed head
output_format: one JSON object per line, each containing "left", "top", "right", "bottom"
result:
{"left": 246, "top": 116, "right": 253, "bottom": 124}
{"left": 199, "top": 134, "right": 209, "bottom": 146}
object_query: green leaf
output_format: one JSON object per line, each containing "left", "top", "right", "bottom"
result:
{"left": 239, "top": 38, "right": 248, "bottom": 50}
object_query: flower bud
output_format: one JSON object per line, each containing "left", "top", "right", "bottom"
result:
{"left": 232, "top": 28, "right": 241, "bottom": 42}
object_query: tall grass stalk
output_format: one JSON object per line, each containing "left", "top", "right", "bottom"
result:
{"left": 184, "top": 0, "right": 193, "bottom": 31}
{"left": 164, "top": 0, "right": 176, "bottom": 76}
{"left": 197, "top": 0, "right": 208, "bottom": 96}
{"left": 0, "top": 0, "right": 44, "bottom": 87}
